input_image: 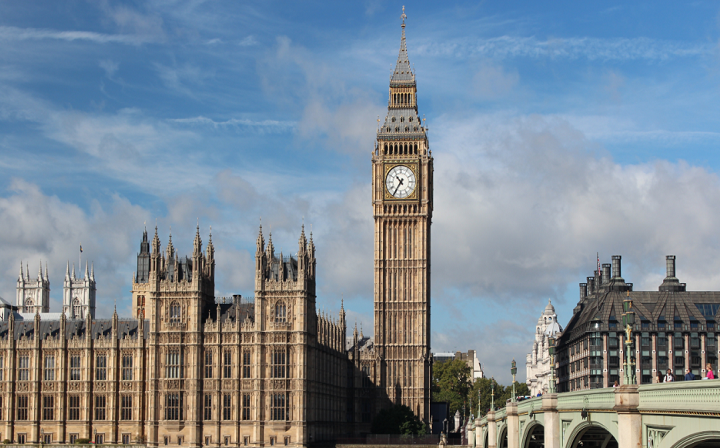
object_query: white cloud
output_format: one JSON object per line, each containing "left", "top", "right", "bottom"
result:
{"left": 472, "top": 61, "right": 520, "bottom": 99}
{"left": 0, "top": 25, "right": 153, "bottom": 45}
{"left": 170, "top": 116, "right": 295, "bottom": 133}
{"left": 238, "top": 35, "right": 257, "bottom": 47}
{"left": 415, "top": 35, "right": 712, "bottom": 61}
{"left": 0, "top": 179, "right": 150, "bottom": 317}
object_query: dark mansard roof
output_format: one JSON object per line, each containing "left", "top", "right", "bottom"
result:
{"left": 561, "top": 289, "right": 720, "bottom": 343}
{"left": 0, "top": 319, "right": 149, "bottom": 341}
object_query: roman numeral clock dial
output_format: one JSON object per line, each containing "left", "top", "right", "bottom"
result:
{"left": 385, "top": 165, "right": 416, "bottom": 199}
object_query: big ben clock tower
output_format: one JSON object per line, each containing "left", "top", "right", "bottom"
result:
{"left": 372, "top": 7, "right": 432, "bottom": 422}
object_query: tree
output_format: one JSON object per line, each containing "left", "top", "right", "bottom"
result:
{"left": 469, "top": 378, "right": 532, "bottom": 417}
{"left": 431, "top": 359, "right": 472, "bottom": 418}
{"left": 371, "top": 404, "right": 427, "bottom": 435}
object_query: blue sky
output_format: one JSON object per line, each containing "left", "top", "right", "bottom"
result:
{"left": 3, "top": 1, "right": 720, "bottom": 383}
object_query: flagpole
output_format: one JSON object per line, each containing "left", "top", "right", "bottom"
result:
{"left": 79, "top": 244, "right": 82, "bottom": 276}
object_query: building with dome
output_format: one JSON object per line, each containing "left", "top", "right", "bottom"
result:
{"left": 525, "top": 299, "right": 562, "bottom": 396}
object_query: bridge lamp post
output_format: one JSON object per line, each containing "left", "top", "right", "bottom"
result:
{"left": 548, "top": 335, "right": 556, "bottom": 394}
{"left": 490, "top": 377, "right": 495, "bottom": 411}
{"left": 511, "top": 359, "right": 517, "bottom": 403}
{"left": 622, "top": 291, "right": 636, "bottom": 385}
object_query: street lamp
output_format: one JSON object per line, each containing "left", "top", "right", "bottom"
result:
{"left": 548, "top": 335, "right": 556, "bottom": 394}
{"left": 511, "top": 359, "right": 517, "bottom": 403}
{"left": 477, "top": 389, "right": 481, "bottom": 416}
{"left": 622, "top": 290, "right": 636, "bottom": 384}
{"left": 490, "top": 377, "right": 495, "bottom": 411}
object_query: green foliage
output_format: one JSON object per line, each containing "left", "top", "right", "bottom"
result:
{"left": 74, "top": 438, "right": 91, "bottom": 444}
{"left": 371, "top": 404, "right": 427, "bottom": 435}
{"left": 2, "top": 440, "right": 10, "bottom": 445}
{"left": 432, "top": 359, "right": 472, "bottom": 417}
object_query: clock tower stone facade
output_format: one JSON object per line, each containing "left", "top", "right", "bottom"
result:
{"left": 371, "top": 11, "right": 432, "bottom": 422}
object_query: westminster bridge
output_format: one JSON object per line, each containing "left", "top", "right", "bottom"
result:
{"left": 474, "top": 381, "right": 720, "bottom": 448}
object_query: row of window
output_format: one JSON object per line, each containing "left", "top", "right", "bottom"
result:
{"left": 12, "top": 395, "right": 130, "bottom": 421}
{"left": 8, "top": 393, "right": 289, "bottom": 422}
{"left": 6, "top": 354, "right": 134, "bottom": 382}
{"left": 11, "top": 433, "right": 131, "bottom": 445}
{"left": 4, "top": 349, "right": 289, "bottom": 382}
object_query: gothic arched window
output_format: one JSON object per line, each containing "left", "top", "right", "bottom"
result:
{"left": 275, "top": 302, "right": 287, "bottom": 324}
{"left": 73, "top": 299, "right": 82, "bottom": 319}
{"left": 170, "top": 302, "right": 181, "bottom": 324}
{"left": 24, "top": 298, "right": 33, "bottom": 312}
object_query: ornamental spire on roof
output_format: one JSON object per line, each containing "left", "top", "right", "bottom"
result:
{"left": 391, "top": 6, "right": 414, "bottom": 85}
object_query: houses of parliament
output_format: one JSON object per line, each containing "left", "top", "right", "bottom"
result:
{"left": 0, "top": 12, "right": 434, "bottom": 448}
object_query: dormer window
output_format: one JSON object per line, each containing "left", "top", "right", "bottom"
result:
{"left": 400, "top": 117, "right": 404, "bottom": 122}
{"left": 409, "top": 117, "right": 413, "bottom": 122}
{"left": 391, "top": 117, "right": 396, "bottom": 122}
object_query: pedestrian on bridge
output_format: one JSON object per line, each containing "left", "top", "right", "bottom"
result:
{"left": 663, "top": 369, "right": 675, "bottom": 382}
{"left": 705, "top": 363, "right": 715, "bottom": 380}
{"left": 684, "top": 369, "right": 695, "bottom": 381}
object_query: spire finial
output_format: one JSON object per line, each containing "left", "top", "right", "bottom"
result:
{"left": 401, "top": 5, "right": 406, "bottom": 27}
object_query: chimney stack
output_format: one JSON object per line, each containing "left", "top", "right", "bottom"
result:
{"left": 660, "top": 255, "right": 685, "bottom": 292}
{"left": 580, "top": 283, "right": 587, "bottom": 300}
{"left": 587, "top": 277, "right": 595, "bottom": 295}
{"left": 666, "top": 255, "right": 676, "bottom": 279}
{"left": 612, "top": 255, "right": 622, "bottom": 279}
{"left": 602, "top": 264, "right": 611, "bottom": 285}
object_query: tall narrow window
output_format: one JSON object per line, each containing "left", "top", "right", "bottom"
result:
{"left": 16, "top": 396, "right": 28, "bottom": 420}
{"left": 169, "top": 302, "right": 181, "bottom": 324}
{"left": 73, "top": 298, "right": 82, "bottom": 319}
{"left": 42, "top": 396, "right": 54, "bottom": 420}
{"left": 204, "top": 350, "right": 213, "bottom": 379}
{"left": 165, "top": 393, "right": 182, "bottom": 421}
{"left": 166, "top": 351, "right": 181, "bottom": 379}
{"left": 68, "top": 396, "right": 80, "bottom": 420}
{"left": 44, "top": 355, "right": 55, "bottom": 381}
{"left": 271, "top": 393, "right": 286, "bottom": 421}
{"left": 223, "top": 351, "right": 232, "bottom": 378}
{"left": 242, "top": 351, "right": 251, "bottom": 378}
{"left": 95, "top": 396, "right": 106, "bottom": 420}
{"left": 122, "top": 355, "right": 133, "bottom": 380}
{"left": 96, "top": 355, "right": 107, "bottom": 381}
{"left": 121, "top": 396, "right": 132, "bottom": 420}
{"left": 203, "top": 394, "right": 212, "bottom": 420}
{"left": 242, "top": 394, "right": 250, "bottom": 421}
{"left": 18, "top": 356, "right": 29, "bottom": 381}
{"left": 0, "top": 396, "right": 3, "bottom": 420}
{"left": 275, "top": 302, "right": 286, "bottom": 323}
{"left": 272, "top": 350, "right": 286, "bottom": 379}
{"left": 70, "top": 355, "right": 81, "bottom": 381}
{"left": 0, "top": 355, "right": 4, "bottom": 381}
{"left": 222, "top": 394, "right": 232, "bottom": 420}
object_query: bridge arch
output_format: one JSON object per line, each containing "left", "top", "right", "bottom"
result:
{"left": 521, "top": 420, "right": 544, "bottom": 448}
{"left": 566, "top": 421, "right": 618, "bottom": 448}
{"left": 668, "top": 431, "right": 720, "bottom": 448}
{"left": 497, "top": 422, "right": 508, "bottom": 448}
{"left": 482, "top": 427, "right": 488, "bottom": 448}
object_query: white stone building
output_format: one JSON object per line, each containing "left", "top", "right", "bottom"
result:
{"left": 13, "top": 260, "right": 96, "bottom": 321}
{"left": 526, "top": 299, "right": 562, "bottom": 395}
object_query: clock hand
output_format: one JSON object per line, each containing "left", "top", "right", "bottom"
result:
{"left": 393, "top": 183, "right": 402, "bottom": 196}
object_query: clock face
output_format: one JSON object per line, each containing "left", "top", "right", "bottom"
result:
{"left": 386, "top": 165, "right": 416, "bottom": 199}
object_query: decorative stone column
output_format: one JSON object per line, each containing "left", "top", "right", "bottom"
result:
{"left": 506, "top": 402, "right": 519, "bottom": 448}
{"left": 614, "top": 385, "right": 641, "bottom": 448}
{"left": 487, "top": 411, "right": 497, "bottom": 448}
{"left": 542, "top": 394, "right": 560, "bottom": 448}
